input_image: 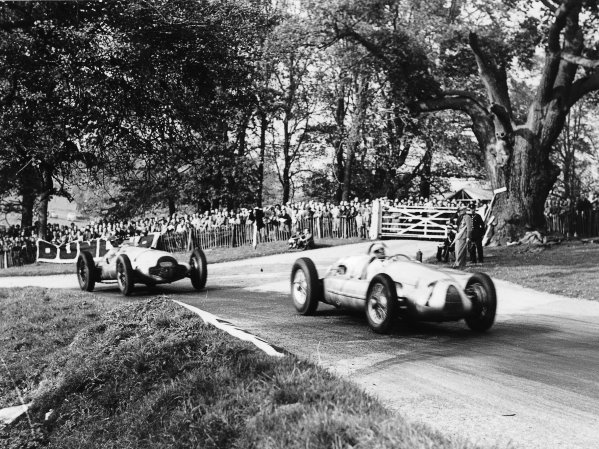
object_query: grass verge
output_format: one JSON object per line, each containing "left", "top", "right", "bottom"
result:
{"left": 1, "top": 289, "right": 489, "bottom": 449}
{"left": 0, "top": 237, "right": 364, "bottom": 278}
{"left": 428, "top": 240, "right": 599, "bottom": 301}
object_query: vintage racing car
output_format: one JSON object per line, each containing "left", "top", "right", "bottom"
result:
{"left": 76, "top": 232, "right": 207, "bottom": 296}
{"left": 290, "top": 242, "right": 496, "bottom": 333}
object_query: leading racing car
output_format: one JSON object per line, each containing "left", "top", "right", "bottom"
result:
{"left": 290, "top": 242, "right": 496, "bottom": 334}
{"left": 76, "top": 232, "right": 207, "bottom": 296}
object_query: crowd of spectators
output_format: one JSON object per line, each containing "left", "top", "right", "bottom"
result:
{"left": 544, "top": 195, "right": 599, "bottom": 236}
{"left": 0, "top": 224, "right": 37, "bottom": 253}
{"left": 0, "top": 198, "right": 376, "bottom": 251}
{"left": 379, "top": 196, "right": 464, "bottom": 209}
{"left": 2, "top": 193, "right": 598, "bottom": 256}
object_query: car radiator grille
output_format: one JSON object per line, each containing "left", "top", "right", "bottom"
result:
{"left": 444, "top": 285, "right": 463, "bottom": 316}
{"left": 149, "top": 265, "right": 186, "bottom": 279}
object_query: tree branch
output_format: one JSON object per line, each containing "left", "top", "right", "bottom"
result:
{"left": 537, "top": 0, "right": 582, "bottom": 104}
{"left": 539, "top": 0, "right": 558, "bottom": 13}
{"left": 468, "top": 32, "right": 512, "bottom": 115}
{"left": 569, "top": 70, "right": 599, "bottom": 107}
{"left": 561, "top": 52, "right": 599, "bottom": 68}
{"left": 334, "top": 25, "right": 391, "bottom": 66}
{"left": 442, "top": 90, "right": 487, "bottom": 110}
{"left": 412, "top": 92, "right": 487, "bottom": 119}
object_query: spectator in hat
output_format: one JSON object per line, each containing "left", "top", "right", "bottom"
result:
{"left": 437, "top": 219, "right": 456, "bottom": 263}
{"left": 468, "top": 203, "right": 486, "bottom": 263}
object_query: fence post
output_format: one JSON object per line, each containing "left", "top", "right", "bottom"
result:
{"left": 369, "top": 199, "right": 382, "bottom": 240}
{"left": 252, "top": 222, "right": 258, "bottom": 249}
{"left": 187, "top": 230, "right": 193, "bottom": 251}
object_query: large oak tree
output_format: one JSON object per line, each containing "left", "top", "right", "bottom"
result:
{"left": 324, "top": 0, "right": 599, "bottom": 242}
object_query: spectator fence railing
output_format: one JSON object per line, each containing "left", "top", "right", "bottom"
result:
{"left": 545, "top": 209, "right": 599, "bottom": 238}
{"left": 0, "top": 245, "right": 37, "bottom": 269}
{"left": 5, "top": 207, "right": 599, "bottom": 268}
{"left": 161, "top": 216, "right": 366, "bottom": 253}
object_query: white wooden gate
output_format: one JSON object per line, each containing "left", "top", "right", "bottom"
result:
{"left": 375, "top": 204, "right": 456, "bottom": 240}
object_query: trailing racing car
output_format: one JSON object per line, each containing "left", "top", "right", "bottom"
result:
{"left": 76, "top": 232, "right": 207, "bottom": 296}
{"left": 290, "top": 242, "right": 496, "bottom": 334}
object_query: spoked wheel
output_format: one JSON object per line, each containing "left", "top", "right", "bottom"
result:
{"left": 189, "top": 248, "right": 207, "bottom": 290}
{"left": 366, "top": 274, "right": 398, "bottom": 334}
{"left": 116, "top": 254, "right": 134, "bottom": 296}
{"left": 77, "top": 251, "right": 96, "bottom": 292}
{"left": 290, "top": 258, "right": 322, "bottom": 315}
{"left": 464, "top": 272, "right": 497, "bottom": 332}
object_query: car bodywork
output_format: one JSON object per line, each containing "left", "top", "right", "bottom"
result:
{"left": 77, "top": 233, "right": 207, "bottom": 295}
{"left": 290, "top": 244, "right": 496, "bottom": 333}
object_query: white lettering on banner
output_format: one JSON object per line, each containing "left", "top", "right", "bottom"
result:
{"left": 172, "top": 300, "right": 285, "bottom": 358}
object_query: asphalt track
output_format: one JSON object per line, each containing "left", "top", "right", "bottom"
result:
{"left": 2, "top": 240, "right": 599, "bottom": 449}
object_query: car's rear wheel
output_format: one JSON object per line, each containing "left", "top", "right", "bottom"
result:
{"left": 290, "top": 258, "right": 322, "bottom": 315}
{"left": 77, "top": 251, "right": 96, "bottom": 292}
{"left": 366, "top": 274, "right": 398, "bottom": 334}
{"left": 465, "top": 272, "right": 497, "bottom": 332}
{"left": 116, "top": 254, "right": 134, "bottom": 296}
{"left": 190, "top": 248, "right": 207, "bottom": 290}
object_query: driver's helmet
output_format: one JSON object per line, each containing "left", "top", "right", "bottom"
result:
{"left": 370, "top": 243, "right": 386, "bottom": 259}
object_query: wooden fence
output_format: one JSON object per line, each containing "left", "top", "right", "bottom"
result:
{"left": 160, "top": 216, "right": 366, "bottom": 253}
{"left": 545, "top": 210, "right": 599, "bottom": 237}
{"left": 0, "top": 245, "right": 37, "bottom": 269}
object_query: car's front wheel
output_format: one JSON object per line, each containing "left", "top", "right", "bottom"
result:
{"left": 366, "top": 274, "right": 398, "bottom": 334}
{"left": 190, "top": 248, "right": 207, "bottom": 290}
{"left": 116, "top": 254, "right": 134, "bottom": 296}
{"left": 464, "top": 272, "right": 497, "bottom": 332}
{"left": 290, "top": 258, "right": 322, "bottom": 315}
{"left": 77, "top": 251, "right": 96, "bottom": 292}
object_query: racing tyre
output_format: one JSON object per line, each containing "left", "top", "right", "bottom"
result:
{"left": 290, "top": 257, "right": 322, "bottom": 315}
{"left": 116, "top": 254, "right": 134, "bottom": 296}
{"left": 366, "top": 274, "right": 398, "bottom": 334}
{"left": 464, "top": 272, "right": 497, "bottom": 332}
{"left": 190, "top": 248, "right": 207, "bottom": 290}
{"left": 77, "top": 251, "right": 96, "bottom": 292}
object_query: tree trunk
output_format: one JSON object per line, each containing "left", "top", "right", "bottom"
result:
{"left": 21, "top": 189, "right": 35, "bottom": 229}
{"left": 257, "top": 112, "right": 267, "bottom": 207}
{"left": 168, "top": 197, "right": 176, "bottom": 217}
{"left": 333, "top": 96, "right": 346, "bottom": 203}
{"left": 490, "top": 135, "right": 559, "bottom": 242}
{"left": 282, "top": 165, "right": 291, "bottom": 204}
{"left": 236, "top": 111, "right": 251, "bottom": 157}
{"left": 37, "top": 166, "right": 53, "bottom": 240}
{"left": 281, "top": 116, "right": 292, "bottom": 204}
{"left": 342, "top": 77, "right": 368, "bottom": 202}
{"left": 419, "top": 145, "right": 432, "bottom": 198}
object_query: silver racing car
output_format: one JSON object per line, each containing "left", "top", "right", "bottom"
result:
{"left": 290, "top": 242, "right": 496, "bottom": 333}
{"left": 76, "top": 232, "right": 207, "bottom": 296}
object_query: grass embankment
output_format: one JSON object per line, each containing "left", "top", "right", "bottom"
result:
{"left": 430, "top": 240, "right": 599, "bottom": 301}
{"left": 0, "top": 237, "right": 364, "bottom": 278}
{"left": 0, "top": 289, "right": 484, "bottom": 449}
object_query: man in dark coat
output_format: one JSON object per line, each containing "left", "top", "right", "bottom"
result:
{"left": 469, "top": 203, "right": 486, "bottom": 263}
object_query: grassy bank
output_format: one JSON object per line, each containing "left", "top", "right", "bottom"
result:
{"left": 0, "top": 237, "right": 363, "bottom": 278}
{"left": 0, "top": 289, "right": 487, "bottom": 449}
{"left": 430, "top": 240, "right": 599, "bottom": 301}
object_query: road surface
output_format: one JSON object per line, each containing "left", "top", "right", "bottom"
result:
{"left": 2, "top": 240, "right": 598, "bottom": 449}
